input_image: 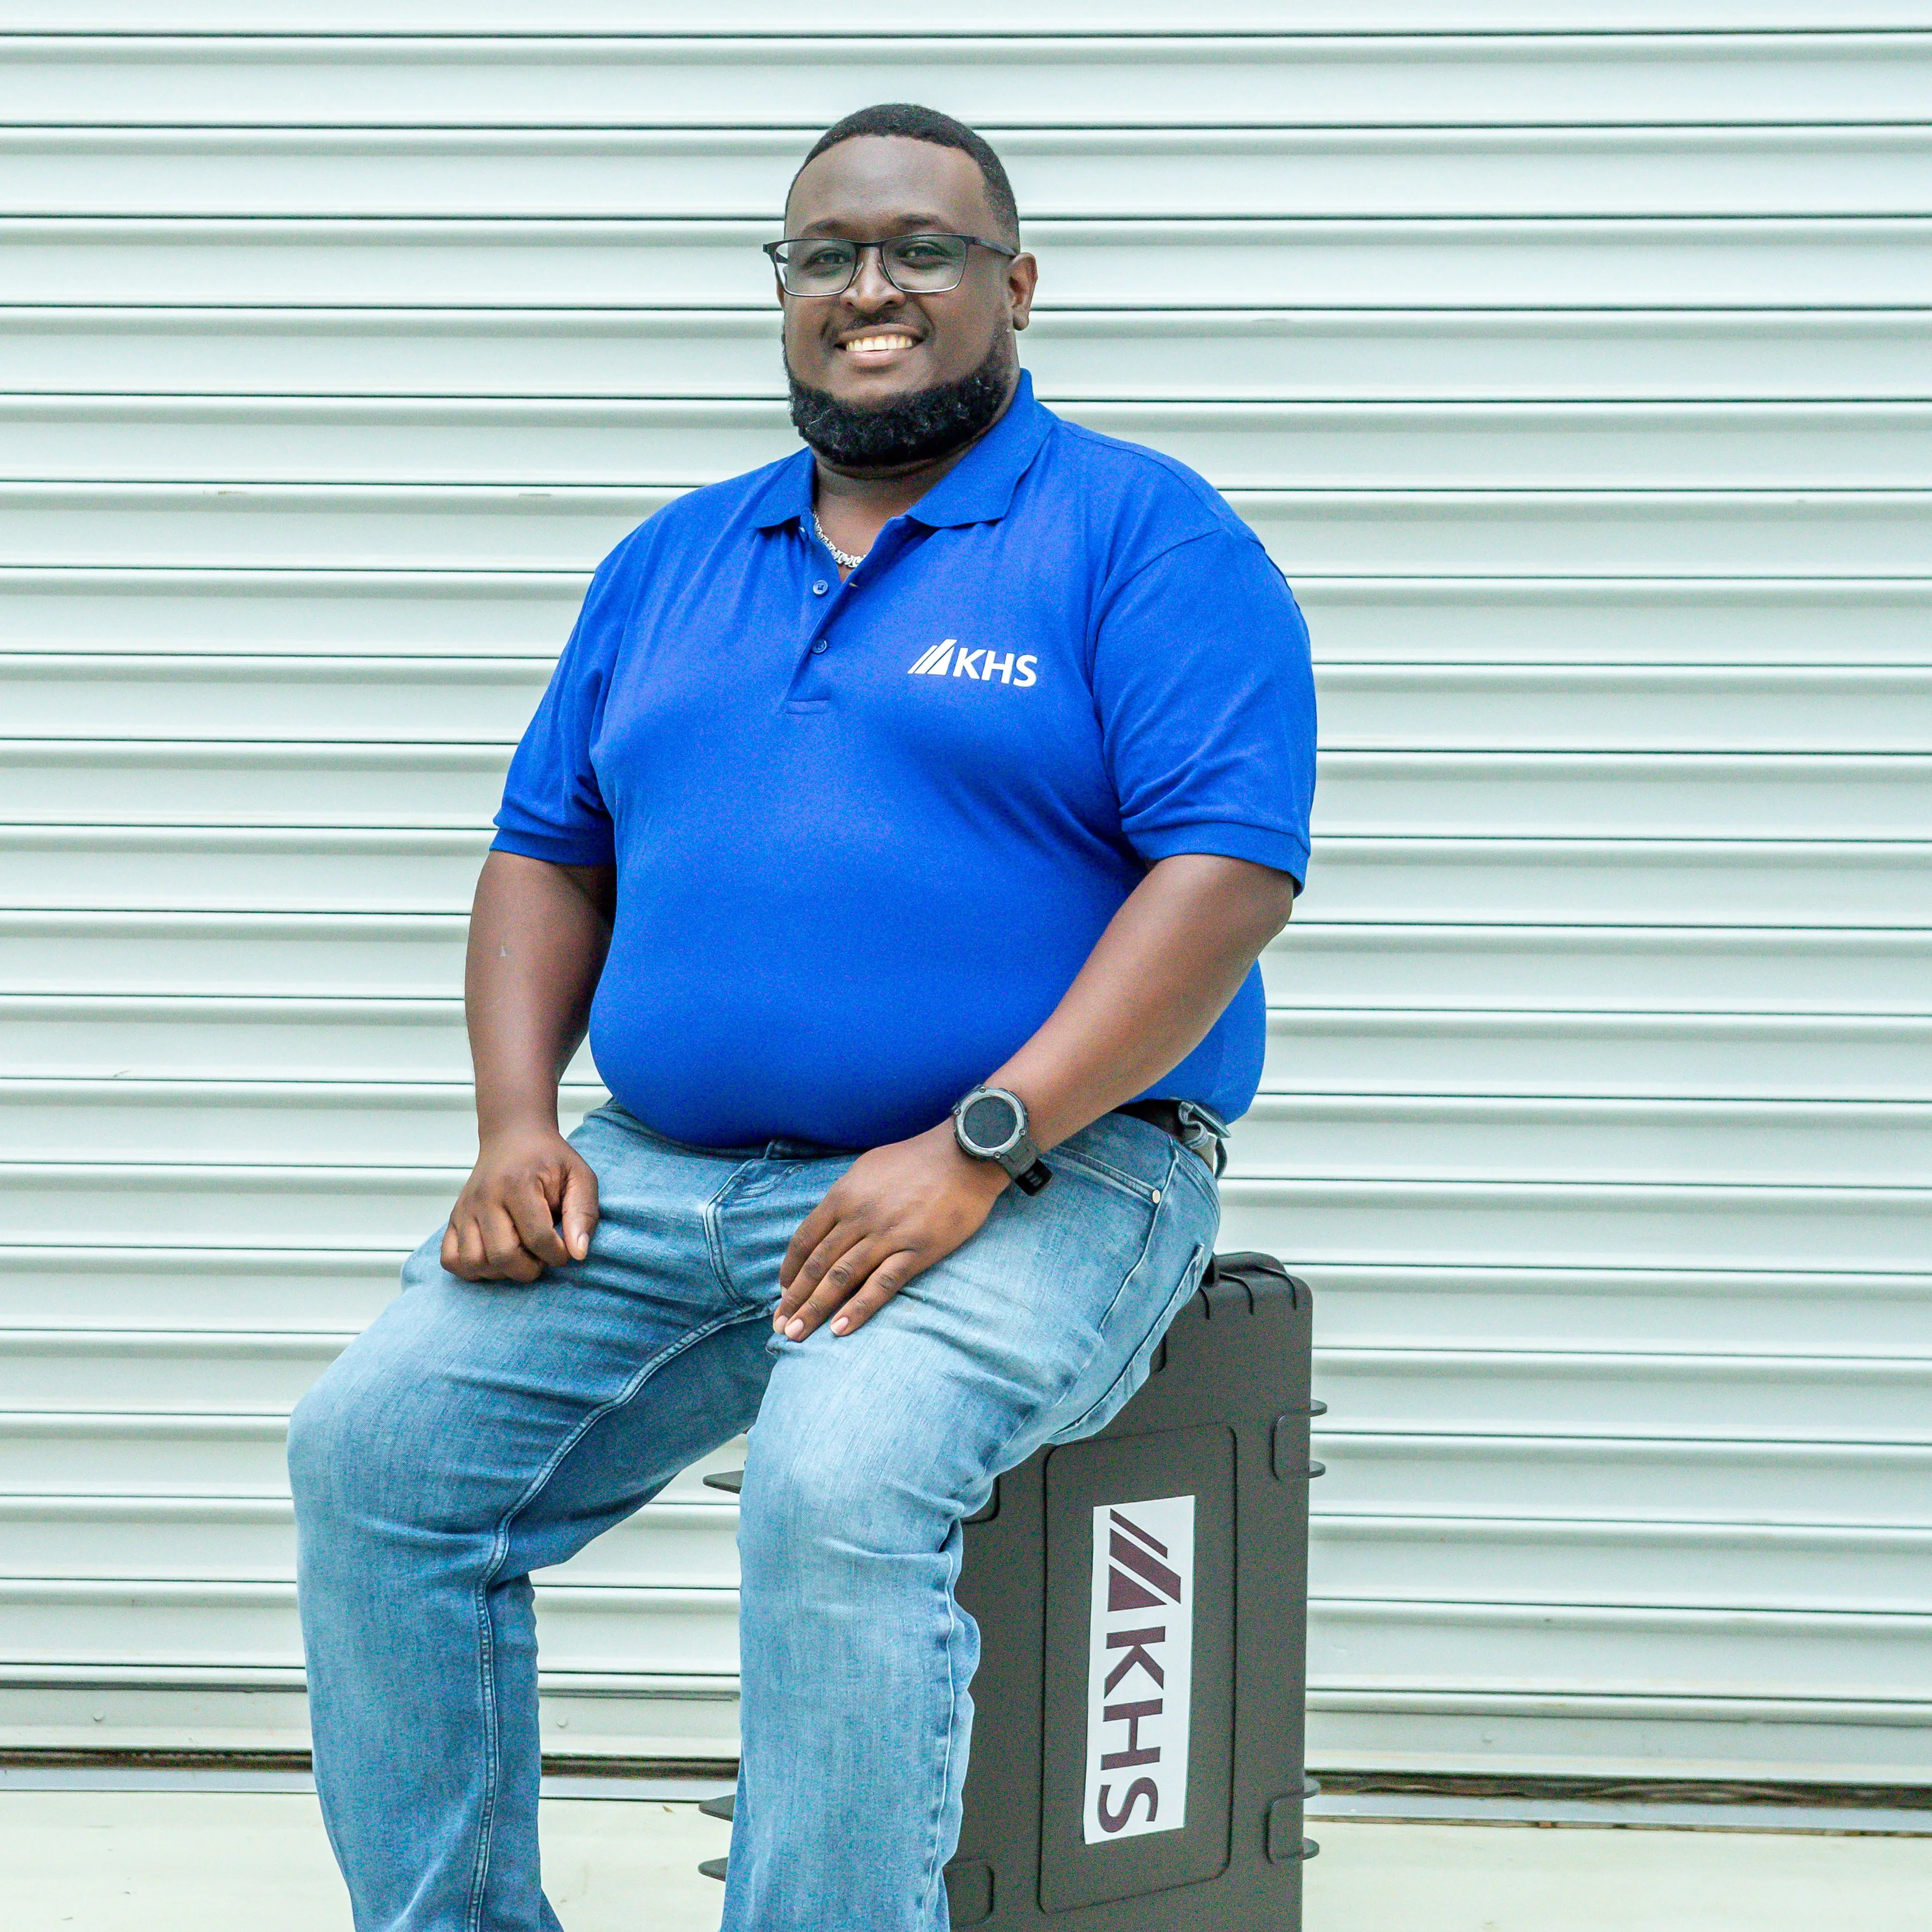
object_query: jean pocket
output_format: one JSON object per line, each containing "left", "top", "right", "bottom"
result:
{"left": 1049, "top": 1141, "right": 1166, "bottom": 1208}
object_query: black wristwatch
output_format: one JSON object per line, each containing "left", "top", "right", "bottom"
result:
{"left": 952, "top": 1085, "right": 1053, "bottom": 1195}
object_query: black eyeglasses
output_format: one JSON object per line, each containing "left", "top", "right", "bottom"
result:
{"left": 763, "top": 232, "right": 1018, "bottom": 297}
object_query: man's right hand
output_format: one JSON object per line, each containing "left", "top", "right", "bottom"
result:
{"left": 441, "top": 1126, "right": 601, "bottom": 1283}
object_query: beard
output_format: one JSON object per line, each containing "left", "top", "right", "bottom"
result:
{"left": 786, "top": 335, "right": 1014, "bottom": 471}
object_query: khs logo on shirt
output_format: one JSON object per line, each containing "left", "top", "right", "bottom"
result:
{"left": 908, "top": 639, "right": 1038, "bottom": 686}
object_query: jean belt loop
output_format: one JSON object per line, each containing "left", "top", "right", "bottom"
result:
{"left": 1174, "top": 1100, "right": 1230, "bottom": 1178}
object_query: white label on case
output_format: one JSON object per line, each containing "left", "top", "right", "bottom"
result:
{"left": 1083, "top": 1493, "right": 1194, "bottom": 1843}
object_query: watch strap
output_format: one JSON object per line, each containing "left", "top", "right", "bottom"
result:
{"left": 953, "top": 1085, "right": 1054, "bottom": 1194}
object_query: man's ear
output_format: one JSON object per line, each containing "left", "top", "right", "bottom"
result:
{"left": 1008, "top": 252, "right": 1038, "bottom": 331}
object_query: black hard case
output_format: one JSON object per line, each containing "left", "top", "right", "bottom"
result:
{"left": 943, "top": 1251, "right": 1316, "bottom": 1930}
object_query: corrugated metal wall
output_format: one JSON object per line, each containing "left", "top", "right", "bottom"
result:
{"left": 3, "top": 7, "right": 1928, "bottom": 1780}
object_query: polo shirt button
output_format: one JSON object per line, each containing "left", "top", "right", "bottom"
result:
{"left": 812, "top": 580, "right": 829, "bottom": 596}
{"left": 811, "top": 639, "right": 829, "bottom": 654}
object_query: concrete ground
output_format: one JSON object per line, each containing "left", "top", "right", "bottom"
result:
{"left": 6, "top": 1789, "right": 1932, "bottom": 1930}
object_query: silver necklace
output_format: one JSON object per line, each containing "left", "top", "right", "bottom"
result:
{"left": 812, "top": 509, "right": 867, "bottom": 573}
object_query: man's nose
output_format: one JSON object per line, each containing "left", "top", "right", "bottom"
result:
{"left": 845, "top": 244, "right": 900, "bottom": 309}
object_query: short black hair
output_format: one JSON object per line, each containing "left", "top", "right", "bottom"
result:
{"left": 791, "top": 103, "right": 1020, "bottom": 248}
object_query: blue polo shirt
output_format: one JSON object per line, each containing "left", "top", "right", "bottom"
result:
{"left": 492, "top": 372, "right": 1315, "bottom": 1150}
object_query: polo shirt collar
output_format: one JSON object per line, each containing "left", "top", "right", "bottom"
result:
{"left": 747, "top": 369, "right": 1051, "bottom": 535}
{"left": 746, "top": 446, "right": 816, "bottom": 534}
{"left": 906, "top": 371, "right": 1051, "bottom": 528}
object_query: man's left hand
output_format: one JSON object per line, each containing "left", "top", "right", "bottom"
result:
{"left": 775, "top": 1122, "right": 1008, "bottom": 1340}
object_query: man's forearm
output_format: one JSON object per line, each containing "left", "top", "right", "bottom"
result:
{"left": 769, "top": 852, "right": 1295, "bottom": 1340}
{"left": 985, "top": 852, "right": 1295, "bottom": 1152}
{"left": 464, "top": 850, "right": 616, "bottom": 1140}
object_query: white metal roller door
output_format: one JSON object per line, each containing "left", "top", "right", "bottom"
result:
{"left": 0, "top": 8, "right": 1926, "bottom": 1780}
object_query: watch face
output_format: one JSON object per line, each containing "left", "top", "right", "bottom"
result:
{"left": 959, "top": 1090, "right": 1022, "bottom": 1156}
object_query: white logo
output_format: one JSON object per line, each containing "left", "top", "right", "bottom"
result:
{"left": 1083, "top": 1494, "right": 1194, "bottom": 1844}
{"left": 908, "top": 638, "right": 1038, "bottom": 686}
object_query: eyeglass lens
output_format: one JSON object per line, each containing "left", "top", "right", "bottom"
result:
{"left": 778, "top": 235, "right": 971, "bottom": 295}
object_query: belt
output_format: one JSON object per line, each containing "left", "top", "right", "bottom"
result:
{"left": 1113, "top": 1098, "right": 1229, "bottom": 1176}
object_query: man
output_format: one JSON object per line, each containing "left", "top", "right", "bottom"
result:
{"left": 289, "top": 103, "right": 1315, "bottom": 1931}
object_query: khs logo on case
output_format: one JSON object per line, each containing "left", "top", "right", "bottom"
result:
{"left": 1083, "top": 1495, "right": 1195, "bottom": 1843}
{"left": 908, "top": 639, "right": 1038, "bottom": 686}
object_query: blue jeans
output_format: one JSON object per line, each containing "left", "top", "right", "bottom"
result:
{"left": 288, "top": 1103, "right": 1219, "bottom": 1931}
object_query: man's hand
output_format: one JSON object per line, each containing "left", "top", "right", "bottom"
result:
{"left": 442, "top": 1125, "right": 600, "bottom": 1284}
{"left": 775, "top": 1121, "right": 1008, "bottom": 1340}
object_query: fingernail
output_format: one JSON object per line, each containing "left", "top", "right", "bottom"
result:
{"left": 785, "top": 1318, "right": 806, "bottom": 1340}
{"left": 831, "top": 1317, "right": 850, "bottom": 1335}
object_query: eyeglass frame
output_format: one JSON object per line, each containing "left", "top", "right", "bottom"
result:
{"left": 763, "top": 231, "right": 1020, "bottom": 298}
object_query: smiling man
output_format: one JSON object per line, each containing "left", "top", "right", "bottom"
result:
{"left": 288, "top": 104, "right": 1316, "bottom": 1932}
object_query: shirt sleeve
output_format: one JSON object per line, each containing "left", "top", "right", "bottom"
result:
{"left": 489, "top": 544, "right": 637, "bottom": 869}
{"left": 1089, "top": 524, "right": 1317, "bottom": 888}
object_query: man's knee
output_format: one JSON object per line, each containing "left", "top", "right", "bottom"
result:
{"left": 286, "top": 1344, "right": 427, "bottom": 1531}
{"left": 287, "top": 1362, "right": 361, "bottom": 1523}
{"left": 287, "top": 1244, "right": 463, "bottom": 1527}
{"left": 738, "top": 1430, "right": 960, "bottom": 1574}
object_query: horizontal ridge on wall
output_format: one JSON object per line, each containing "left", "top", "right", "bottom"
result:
{"left": 7, "top": 306, "right": 1932, "bottom": 402}
{"left": 14, "top": 1500, "right": 1932, "bottom": 1616}
{"left": 9, "top": 660, "right": 1932, "bottom": 748}
{"left": 10, "top": 491, "right": 1932, "bottom": 580}
{"left": 6, "top": 31, "right": 1932, "bottom": 128}
{"left": 7, "top": 6, "right": 1932, "bottom": 35}
{"left": 5, "top": 1079, "right": 1926, "bottom": 1170}
{"left": 4, "top": 913, "right": 1929, "bottom": 1000}
{"left": 8, "top": 215, "right": 1932, "bottom": 308}
{"left": 5, "top": 748, "right": 1930, "bottom": 836}
{"left": 9, "top": 994, "right": 1931, "bottom": 1096}
{"left": 7, "top": 569, "right": 1932, "bottom": 656}
{"left": 11, "top": 825, "right": 1929, "bottom": 921}
{"left": 7, "top": 1168, "right": 1929, "bottom": 1269}
{"left": 14, "top": 124, "right": 1932, "bottom": 222}
{"left": 6, "top": 396, "right": 1932, "bottom": 488}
